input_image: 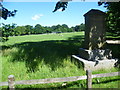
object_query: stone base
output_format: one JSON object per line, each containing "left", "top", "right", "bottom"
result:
{"left": 72, "top": 55, "right": 118, "bottom": 71}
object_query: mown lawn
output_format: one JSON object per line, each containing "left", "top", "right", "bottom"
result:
{"left": 0, "top": 32, "right": 120, "bottom": 88}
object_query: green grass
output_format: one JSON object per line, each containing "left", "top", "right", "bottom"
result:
{"left": 1, "top": 32, "right": 120, "bottom": 88}
{"left": 1, "top": 32, "right": 85, "bottom": 81}
{"left": 106, "top": 32, "right": 120, "bottom": 39}
{"left": 1, "top": 32, "right": 84, "bottom": 46}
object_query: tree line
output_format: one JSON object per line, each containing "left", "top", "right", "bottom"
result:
{"left": 0, "top": 23, "right": 85, "bottom": 41}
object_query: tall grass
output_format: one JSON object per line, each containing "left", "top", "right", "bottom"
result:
{"left": 1, "top": 32, "right": 120, "bottom": 88}
{"left": 1, "top": 32, "right": 85, "bottom": 80}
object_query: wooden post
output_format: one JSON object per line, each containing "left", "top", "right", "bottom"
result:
{"left": 86, "top": 70, "right": 92, "bottom": 89}
{"left": 8, "top": 75, "right": 15, "bottom": 90}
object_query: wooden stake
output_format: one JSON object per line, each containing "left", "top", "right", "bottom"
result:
{"left": 8, "top": 75, "right": 15, "bottom": 90}
{"left": 86, "top": 70, "right": 92, "bottom": 89}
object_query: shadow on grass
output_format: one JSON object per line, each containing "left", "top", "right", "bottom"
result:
{"left": 2, "top": 35, "right": 84, "bottom": 72}
{"left": 2, "top": 34, "right": 120, "bottom": 72}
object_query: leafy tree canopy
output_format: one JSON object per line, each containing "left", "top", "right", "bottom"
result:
{"left": 98, "top": 1, "right": 120, "bottom": 35}
{"left": 0, "top": 1, "right": 17, "bottom": 20}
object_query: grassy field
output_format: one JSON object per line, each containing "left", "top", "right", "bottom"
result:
{"left": 0, "top": 32, "right": 120, "bottom": 88}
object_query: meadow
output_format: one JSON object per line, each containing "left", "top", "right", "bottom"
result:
{"left": 0, "top": 32, "right": 120, "bottom": 88}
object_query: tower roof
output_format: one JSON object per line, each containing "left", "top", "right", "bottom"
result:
{"left": 84, "top": 9, "right": 106, "bottom": 17}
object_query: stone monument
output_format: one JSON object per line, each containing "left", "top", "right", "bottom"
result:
{"left": 84, "top": 9, "right": 106, "bottom": 50}
{"left": 72, "top": 9, "right": 118, "bottom": 71}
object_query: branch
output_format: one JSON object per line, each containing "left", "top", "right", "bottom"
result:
{"left": 53, "top": 0, "right": 72, "bottom": 12}
{"left": 0, "top": 2, "right": 17, "bottom": 20}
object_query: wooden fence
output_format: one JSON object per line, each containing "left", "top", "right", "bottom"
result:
{"left": 0, "top": 70, "right": 119, "bottom": 89}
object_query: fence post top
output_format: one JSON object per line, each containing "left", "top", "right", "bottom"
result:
{"left": 8, "top": 75, "right": 14, "bottom": 78}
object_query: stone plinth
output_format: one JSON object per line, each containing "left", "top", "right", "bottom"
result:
{"left": 72, "top": 55, "right": 118, "bottom": 71}
{"left": 84, "top": 9, "right": 106, "bottom": 50}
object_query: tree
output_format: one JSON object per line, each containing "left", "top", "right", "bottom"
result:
{"left": 44, "top": 26, "right": 52, "bottom": 33}
{"left": 71, "top": 23, "right": 85, "bottom": 32}
{"left": 79, "top": 23, "right": 85, "bottom": 31}
{"left": 61, "top": 24, "right": 72, "bottom": 32}
{"left": 25, "top": 25, "right": 33, "bottom": 35}
{"left": 34, "top": 24, "right": 43, "bottom": 34}
{"left": 98, "top": 1, "right": 120, "bottom": 36}
{"left": 0, "top": 2, "right": 17, "bottom": 20}
{"left": 1, "top": 23, "right": 16, "bottom": 41}
{"left": 62, "top": 24, "right": 69, "bottom": 28}
{"left": 53, "top": 0, "right": 85, "bottom": 12}
{"left": 14, "top": 26, "right": 26, "bottom": 35}
{"left": 53, "top": 1, "right": 69, "bottom": 12}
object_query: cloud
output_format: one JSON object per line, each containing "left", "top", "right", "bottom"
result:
{"left": 32, "top": 14, "right": 43, "bottom": 20}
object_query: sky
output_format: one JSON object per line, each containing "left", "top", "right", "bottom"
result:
{"left": 1, "top": 1, "right": 107, "bottom": 27}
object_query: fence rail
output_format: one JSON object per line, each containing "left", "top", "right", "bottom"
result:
{"left": 0, "top": 70, "right": 119, "bottom": 89}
